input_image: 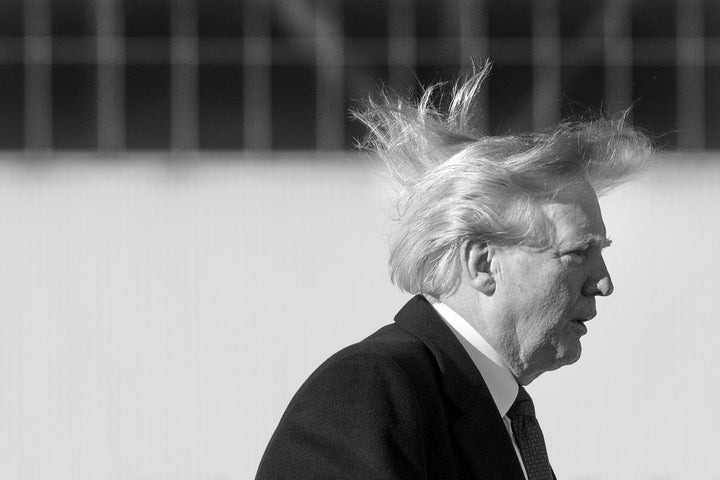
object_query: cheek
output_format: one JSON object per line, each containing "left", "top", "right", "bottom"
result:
{"left": 498, "top": 254, "right": 576, "bottom": 321}
{"left": 526, "top": 273, "right": 576, "bottom": 326}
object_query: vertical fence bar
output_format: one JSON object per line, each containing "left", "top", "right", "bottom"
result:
{"left": 171, "top": 0, "right": 198, "bottom": 152}
{"left": 388, "top": 0, "right": 416, "bottom": 92}
{"left": 23, "top": 0, "right": 52, "bottom": 151}
{"left": 677, "top": 0, "right": 705, "bottom": 150}
{"left": 458, "top": 0, "right": 489, "bottom": 64}
{"left": 315, "top": 1, "right": 345, "bottom": 150}
{"left": 531, "top": 0, "right": 561, "bottom": 130}
{"left": 96, "top": 0, "right": 125, "bottom": 151}
{"left": 243, "top": 0, "right": 272, "bottom": 150}
{"left": 458, "top": 0, "right": 489, "bottom": 134}
{"left": 604, "top": 0, "right": 633, "bottom": 119}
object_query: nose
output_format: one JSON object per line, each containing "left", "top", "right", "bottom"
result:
{"left": 583, "top": 257, "right": 614, "bottom": 297}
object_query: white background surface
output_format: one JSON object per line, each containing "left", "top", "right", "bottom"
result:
{"left": 0, "top": 154, "right": 718, "bottom": 479}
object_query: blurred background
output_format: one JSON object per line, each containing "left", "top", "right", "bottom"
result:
{"left": 0, "top": 0, "right": 717, "bottom": 152}
{"left": 0, "top": 1, "right": 719, "bottom": 479}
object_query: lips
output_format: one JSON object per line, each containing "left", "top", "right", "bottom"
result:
{"left": 576, "top": 312, "right": 596, "bottom": 323}
{"left": 571, "top": 319, "right": 588, "bottom": 334}
{"left": 570, "top": 318, "right": 590, "bottom": 335}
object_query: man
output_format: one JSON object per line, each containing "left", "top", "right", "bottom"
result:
{"left": 255, "top": 66, "right": 650, "bottom": 479}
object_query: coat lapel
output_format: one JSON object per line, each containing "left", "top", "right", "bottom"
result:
{"left": 394, "top": 295, "right": 526, "bottom": 480}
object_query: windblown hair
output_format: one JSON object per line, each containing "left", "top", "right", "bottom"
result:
{"left": 353, "top": 63, "right": 652, "bottom": 297}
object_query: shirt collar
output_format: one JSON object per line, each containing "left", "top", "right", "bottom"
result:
{"left": 430, "top": 301, "right": 519, "bottom": 417}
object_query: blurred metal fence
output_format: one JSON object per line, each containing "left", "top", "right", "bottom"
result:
{"left": 0, "top": 0, "right": 715, "bottom": 153}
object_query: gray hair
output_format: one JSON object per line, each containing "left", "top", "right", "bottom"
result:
{"left": 353, "top": 64, "right": 652, "bottom": 297}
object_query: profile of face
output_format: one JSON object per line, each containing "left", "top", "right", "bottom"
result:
{"left": 489, "top": 183, "right": 613, "bottom": 384}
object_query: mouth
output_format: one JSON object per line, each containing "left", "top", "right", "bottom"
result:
{"left": 571, "top": 318, "right": 590, "bottom": 334}
{"left": 576, "top": 312, "right": 596, "bottom": 323}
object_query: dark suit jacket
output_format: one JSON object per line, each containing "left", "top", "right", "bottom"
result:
{"left": 255, "top": 295, "right": 529, "bottom": 479}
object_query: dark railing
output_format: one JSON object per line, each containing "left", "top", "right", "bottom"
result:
{"left": 0, "top": 0, "right": 714, "bottom": 153}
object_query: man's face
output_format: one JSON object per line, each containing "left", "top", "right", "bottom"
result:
{"left": 489, "top": 184, "right": 613, "bottom": 384}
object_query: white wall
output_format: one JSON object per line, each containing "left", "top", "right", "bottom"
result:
{"left": 0, "top": 154, "right": 717, "bottom": 480}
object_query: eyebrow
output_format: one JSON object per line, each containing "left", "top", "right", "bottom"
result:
{"left": 584, "top": 234, "right": 612, "bottom": 248}
{"left": 564, "top": 234, "right": 612, "bottom": 250}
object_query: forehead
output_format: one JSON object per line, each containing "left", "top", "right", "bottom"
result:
{"left": 541, "top": 184, "right": 607, "bottom": 247}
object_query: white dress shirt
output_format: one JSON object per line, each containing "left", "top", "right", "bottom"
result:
{"left": 430, "top": 301, "right": 529, "bottom": 480}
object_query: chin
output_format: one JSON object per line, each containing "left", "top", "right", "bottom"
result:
{"left": 544, "top": 343, "right": 582, "bottom": 373}
{"left": 559, "top": 344, "right": 582, "bottom": 366}
{"left": 520, "top": 343, "right": 582, "bottom": 383}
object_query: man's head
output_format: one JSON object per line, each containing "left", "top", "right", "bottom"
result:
{"left": 355, "top": 64, "right": 651, "bottom": 383}
{"left": 469, "top": 182, "right": 613, "bottom": 384}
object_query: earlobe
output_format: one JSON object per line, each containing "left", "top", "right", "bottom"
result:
{"left": 464, "top": 241, "right": 496, "bottom": 295}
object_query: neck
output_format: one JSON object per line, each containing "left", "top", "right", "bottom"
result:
{"left": 441, "top": 289, "right": 510, "bottom": 367}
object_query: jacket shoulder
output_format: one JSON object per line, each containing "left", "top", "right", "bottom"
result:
{"left": 327, "top": 323, "right": 441, "bottom": 388}
{"left": 255, "top": 324, "right": 437, "bottom": 479}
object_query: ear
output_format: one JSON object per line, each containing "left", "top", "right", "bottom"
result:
{"left": 462, "top": 240, "right": 496, "bottom": 295}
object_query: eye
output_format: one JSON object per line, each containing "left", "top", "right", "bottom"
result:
{"left": 563, "top": 247, "right": 590, "bottom": 262}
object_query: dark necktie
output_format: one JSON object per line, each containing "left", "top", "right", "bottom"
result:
{"left": 507, "top": 386, "right": 555, "bottom": 480}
